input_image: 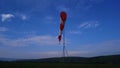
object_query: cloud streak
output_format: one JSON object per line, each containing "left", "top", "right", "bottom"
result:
{"left": 1, "top": 14, "right": 14, "bottom": 22}
{"left": 1, "top": 13, "right": 28, "bottom": 22}
{"left": 78, "top": 21, "right": 99, "bottom": 29}
{"left": 0, "top": 35, "right": 58, "bottom": 47}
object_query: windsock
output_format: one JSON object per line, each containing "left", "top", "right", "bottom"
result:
{"left": 58, "top": 11, "right": 67, "bottom": 43}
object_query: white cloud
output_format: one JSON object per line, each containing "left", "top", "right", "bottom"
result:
{"left": 0, "top": 39, "right": 120, "bottom": 58}
{"left": 0, "top": 35, "right": 58, "bottom": 47}
{"left": 76, "top": 40, "right": 120, "bottom": 57}
{"left": 20, "top": 14, "right": 27, "bottom": 20}
{"left": 1, "top": 13, "right": 28, "bottom": 22}
{"left": 0, "top": 50, "right": 60, "bottom": 59}
{"left": 0, "top": 27, "right": 8, "bottom": 32}
{"left": 78, "top": 21, "right": 99, "bottom": 29}
{"left": 1, "top": 14, "right": 14, "bottom": 22}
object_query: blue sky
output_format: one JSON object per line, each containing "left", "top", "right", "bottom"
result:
{"left": 0, "top": 0, "right": 120, "bottom": 59}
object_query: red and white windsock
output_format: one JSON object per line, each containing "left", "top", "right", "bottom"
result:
{"left": 58, "top": 11, "right": 67, "bottom": 43}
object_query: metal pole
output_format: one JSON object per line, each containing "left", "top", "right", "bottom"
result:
{"left": 63, "top": 26, "right": 65, "bottom": 58}
{"left": 62, "top": 26, "right": 65, "bottom": 68}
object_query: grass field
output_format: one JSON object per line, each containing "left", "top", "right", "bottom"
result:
{"left": 0, "top": 62, "right": 120, "bottom": 68}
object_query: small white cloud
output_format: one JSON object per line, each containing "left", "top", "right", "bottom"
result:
{"left": 0, "top": 27, "right": 8, "bottom": 32}
{"left": 1, "top": 14, "right": 14, "bottom": 22}
{"left": 20, "top": 14, "right": 27, "bottom": 20}
{"left": 78, "top": 21, "right": 99, "bottom": 29}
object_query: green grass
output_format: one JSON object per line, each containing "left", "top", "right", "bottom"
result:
{"left": 0, "top": 62, "right": 120, "bottom": 68}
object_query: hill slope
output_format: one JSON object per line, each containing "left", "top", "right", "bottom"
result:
{"left": 12, "top": 54, "right": 120, "bottom": 64}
